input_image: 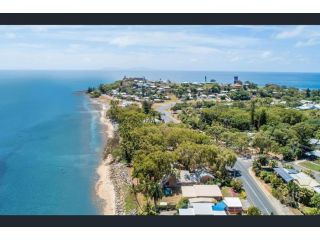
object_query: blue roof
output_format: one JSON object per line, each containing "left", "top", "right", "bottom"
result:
{"left": 286, "top": 169, "right": 299, "bottom": 174}
{"left": 212, "top": 201, "right": 227, "bottom": 211}
{"left": 274, "top": 168, "right": 293, "bottom": 183}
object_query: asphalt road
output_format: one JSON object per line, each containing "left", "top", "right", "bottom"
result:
{"left": 155, "top": 102, "right": 179, "bottom": 123}
{"left": 234, "top": 158, "right": 277, "bottom": 215}
{"left": 157, "top": 105, "right": 278, "bottom": 215}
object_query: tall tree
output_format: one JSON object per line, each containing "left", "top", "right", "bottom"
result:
{"left": 306, "top": 88, "right": 311, "bottom": 98}
{"left": 142, "top": 100, "right": 152, "bottom": 114}
{"left": 257, "top": 109, "right": 267, "bottom": 129}
{"left": 250, "top": 100, "right": 256, "bottom": 128}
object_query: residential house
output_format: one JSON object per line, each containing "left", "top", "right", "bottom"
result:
{"left": 178, "top": 170, "right": 214, "bottom": 186}
{"left": 291, "top": 172, "right": 320, "bottom": 192}
{"left": 274, "top": 168, "right": 294, "bottom": 183}
{"left": 178, "top": 202, "right": 227, "bottom": 216}
{"left": 181, "top": 185, "right": 223, "bottom": 201}
{"left": 274, "top": 167, "right": 320, "bottom": 193}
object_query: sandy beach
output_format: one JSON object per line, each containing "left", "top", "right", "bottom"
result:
{"left": 95, "top": 154, "right": 116, "bottom": 215}
{"left": 92, "top": 95, "right": 135, "bottom": 215}
{"left": 92, "top": 97, "right": 117, "bottom": 215}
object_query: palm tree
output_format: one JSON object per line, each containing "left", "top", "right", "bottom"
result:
{"left": 148, "top": 182, "right": 163, "bottom": 211}
{"left": 288, "top": 181, "right": 300, "bottom": 203}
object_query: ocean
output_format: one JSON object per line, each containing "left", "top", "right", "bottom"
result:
{"left": 0, "top": 70, "right": 319, "bottom": 215}
{"left": 103, "top": 70, "right": 320, "bottom": 89}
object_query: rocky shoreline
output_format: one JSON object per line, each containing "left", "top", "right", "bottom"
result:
{"left": 110, "top": 161, "right": 137, "bottom": 215}
{"left": 91, "top": 95, "right": 135, "bottom": 215}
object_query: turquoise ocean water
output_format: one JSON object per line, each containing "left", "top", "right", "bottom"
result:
{"left": 0, "top": 70, "right": 319, "bottom": 215}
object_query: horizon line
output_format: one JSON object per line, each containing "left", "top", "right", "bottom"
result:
{"left": 0, "top": 69, "right": 320, "bottom": 74}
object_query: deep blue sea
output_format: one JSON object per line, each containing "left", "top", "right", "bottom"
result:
{"left": 107, "top": 70, "right": 320, "bottom": 89}
{"left": 0, "top": 70, "right": 319, "bottom": 215}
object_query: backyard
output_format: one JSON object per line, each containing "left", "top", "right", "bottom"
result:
{"left": 299, "top": 161, "right": 320, "bottom": 172}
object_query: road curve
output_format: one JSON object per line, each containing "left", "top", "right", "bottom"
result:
{"left": 154, "top": 101, "right": 180, "bottom": 123}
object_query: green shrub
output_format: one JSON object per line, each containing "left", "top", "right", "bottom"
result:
{"left": 247, "top": 206, "right": 262, "bottom": 215}
{"left": 230, "top": 179, "right": 243, "bottom": 193}
{"left": 176, "top": 197, "right": 189, "bottom": 210}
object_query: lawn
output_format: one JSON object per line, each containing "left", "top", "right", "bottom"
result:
{"left": 124, "top": 186, "right": 139, "bottom": 214}
{"left": 221, "top": 187, "right": 238, "bottom": 197}
{"left": 299, "top": 161, "right": 320, "bottom": 172}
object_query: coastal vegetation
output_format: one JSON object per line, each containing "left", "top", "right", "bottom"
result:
{"left": 106, "top": 99, "right": 238, "bottom": 213}
{"left": 87, "top": 87, "right": 101, "bottom": 98}
{"left": 91, "top": 76, "right": 320, "bottom": 215}
{"left": 252, "top": 155, "right": 320, "bottom": 214}
{"left": 175, "top": 97, "right": 320, "bottom": 161}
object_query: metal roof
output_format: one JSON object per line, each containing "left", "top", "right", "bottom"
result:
{"left": 190, "top": 203, "right": 215, "bottom": 215}
{"left": 274, "top": 168, "right": 294, "bottom": 183}
{"left": 181, "top": 185, "right": 222, "bottom": 198}
{"left": 223, "top": 197, "right": 243, "bottom": 208}
{"left": 291, "top": 172, "right": 320, "bottom": 188}
{"left": 285, "top": 168, "right": 299, "bottom": 174}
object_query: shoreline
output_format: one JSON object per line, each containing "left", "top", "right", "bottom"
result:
{"left": 91, "top": 95, "right": 134, "bottom": 215}
{"left": 92, "top": 97, "right": 117, "bottom": 215}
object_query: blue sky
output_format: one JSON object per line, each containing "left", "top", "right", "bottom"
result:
{"left": 0, "top": 25, "right": 320, "bottom": 72}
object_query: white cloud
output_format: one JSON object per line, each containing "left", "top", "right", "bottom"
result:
{"left": 261, "top": 51, "right": 272, "bottom": 59}
{"left": 0, "top": 25, "right": 318, "bottom": 72}
{"left": 4, "top": 32, "right": 16, "bottom": 39}
{"left": 295, "top": 38, "right": 320, "bottom": 47}
{"left": 275, "top": 26, "right": 305, "bottom": 39}
{"left": 109, "top": 35, "right": 139, "bottom": 47}
{"left": 229, "top": 56, "right": 240, "bottom": 62}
